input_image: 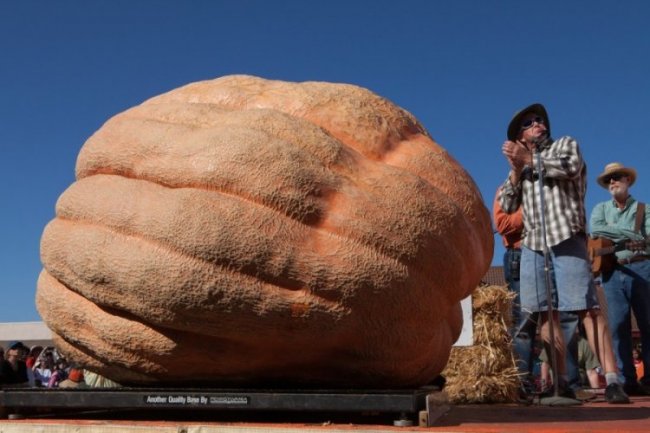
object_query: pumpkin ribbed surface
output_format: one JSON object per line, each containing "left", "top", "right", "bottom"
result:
{"left": 37, "top": 75, "right": 493, "bottom": 387}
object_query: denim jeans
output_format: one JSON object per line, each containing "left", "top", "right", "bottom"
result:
{"left": 560, "top": 311, "right": 581, "bottom": 389}
{"left": 505, "top": 248, "right": 581, "bottom": 387}
{"left": 505, "top": 248, "right": 536, "bottom": 376}
{"left": 601, "top": 260, "right": 650, "bottom": 386}
{"left": 520, "top": 235, "right": 599, "bottom": 312}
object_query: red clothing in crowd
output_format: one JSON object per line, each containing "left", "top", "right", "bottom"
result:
{"left": 492, "top": 188, "right": 523, "bottom": 249}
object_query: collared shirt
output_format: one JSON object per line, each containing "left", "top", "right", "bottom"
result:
{"left": 590, "top": 195, "right": 650, "bottom": 261}
{"left": 498, "top": 135, "right": 588, "bottom": 251}
{"left": 492, "top": 187, "right": 523, "bottom": 249}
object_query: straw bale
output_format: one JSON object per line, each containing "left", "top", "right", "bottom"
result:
{"left": 442, "top": 284, "right": 521, "bottom": 403}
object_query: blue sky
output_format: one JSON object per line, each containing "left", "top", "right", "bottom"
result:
{"left": 1, "top": 0, "right": 649, "bottom": 322}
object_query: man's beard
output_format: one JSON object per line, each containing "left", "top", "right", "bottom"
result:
{"left": 609, "top": 184, "right": 629, "bottom": 200}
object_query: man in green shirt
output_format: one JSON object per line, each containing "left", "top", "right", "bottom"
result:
{"left": 590, "top": 162, "right": 650, "bottom": 396}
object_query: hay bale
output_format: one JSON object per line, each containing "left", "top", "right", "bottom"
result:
{"left": 442, "top": 284, "right": 520, "bottom": 403}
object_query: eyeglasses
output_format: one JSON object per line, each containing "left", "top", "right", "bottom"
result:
{"left": 520, "top": 116, "right": 545, "bottom": 130}
{"left": 604, "top": 173, "right": 626, "bottom": 183}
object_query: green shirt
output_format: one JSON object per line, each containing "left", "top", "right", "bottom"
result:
{"left": 590, "top": 196, "right": 650, "bottom": 261}
{"left": 539, "top": 335, "right": 600, "bottom": 370}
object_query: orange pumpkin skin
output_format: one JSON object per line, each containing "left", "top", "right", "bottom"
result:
{"left": 37, "top": 75, "right": 493, "bottom": 387}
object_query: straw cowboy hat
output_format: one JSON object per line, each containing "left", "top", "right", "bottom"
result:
{"left": 597, "top": 162, "right": 637, "bottom": 188}
{"left": 507, "top": 103, "right": 551, "bottom": 141}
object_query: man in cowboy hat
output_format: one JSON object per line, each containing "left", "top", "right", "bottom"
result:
{"left": 493, "top": 187, "right": 586, "bottom": 402}
{"left": 590, "top": 162, "right": 650, "bottom": 396}
{"left": 498, "top": 103, "right": 629, "bottom": 404}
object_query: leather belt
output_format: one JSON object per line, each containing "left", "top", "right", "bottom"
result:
{"left": 618, "top": 256, "right": 650, "bottom": 265}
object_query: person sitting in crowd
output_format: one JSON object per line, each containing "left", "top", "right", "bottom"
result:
{"left": 2, "top": 342, "right": 121, "bottom": 389}
{"left": 47, "top": 355, "right": 69, "bottom": 388}
{"left": 0, "top": 341, "right": 31, "bottom": 387}
{"left": 58, "top": 367, "right": 88, "bottom": 388}
{"left": 633, "top": 347, "right": 644, "bottom": 381}
{"left": 25, "top": 345, "right": 43, "bottom": 370}
{"left": 539, "top": 328, "right": 602, "bottom": 389}
{"left": 33, "top": 347, "right": 56, "bottom": 387}
{"left": 82, "top": 369, "right": 121, "bottom": 388}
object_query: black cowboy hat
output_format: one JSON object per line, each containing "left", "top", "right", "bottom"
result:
{"left": 507, "top": 103, "right": 551, "bottom": 141}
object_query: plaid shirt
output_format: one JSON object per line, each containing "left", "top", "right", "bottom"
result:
{"left": 498, "top": 135, "right": 588, "bottom": 251}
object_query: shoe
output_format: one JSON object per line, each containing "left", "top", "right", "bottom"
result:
{"left": 564, "top": 387, "right": 597, "bottom": 401}
{"left": 517, "top": 388, "right": 534, "bottom": 405}
{"left": 521, "top": 378, "right": 536, "bottom": 395}
{"left": 605, "top": 383, "right": 630, "bottom": 404}
{"left": 623, "top": 381, "right": 650, "bottom": 396}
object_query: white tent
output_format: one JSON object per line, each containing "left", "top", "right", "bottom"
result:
{"left": 0, "top": 321, "right": 53, "bottom": 349}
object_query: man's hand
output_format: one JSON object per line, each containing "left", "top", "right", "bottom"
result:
{"left": 626, "top": 239, "right": 647, "bottom": 252}
{"left": 502, "top": 140, "right": 532, "bottom": 171}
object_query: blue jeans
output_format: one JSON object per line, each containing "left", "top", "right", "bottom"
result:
{"left": 602, "top": 260, "right": 650, "bottom": 386}
{"left": 505, "top": 248, "right": 535, "bottom": 376}
{"left": 504, "top": 248, "right": 580, "bottom": 386}
{"left": 520, "top": 234, "right": 599, "bottom": 312}
{"left": 505, "top": 248, "right": 581, "bottom": 388}
{"left": 560, "top": 311, "right": 581, "bottom": 390}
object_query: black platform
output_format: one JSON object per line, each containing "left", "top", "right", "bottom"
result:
{"left": 0, "top": 387, "right": 434, "bottom": 423}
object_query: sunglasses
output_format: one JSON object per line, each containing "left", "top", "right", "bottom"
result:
{"left": 520, "top": 116, "right": 545, "bottom": 130}
{"left": 604, "top": 173, "right": 626, "bottom": 183}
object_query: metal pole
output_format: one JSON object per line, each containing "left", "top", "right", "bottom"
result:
{"left": 534, "top": 139, "right": 580, "bottom": 406}
{"left": 535, "top": 147, "right": 560, "bottom": 397}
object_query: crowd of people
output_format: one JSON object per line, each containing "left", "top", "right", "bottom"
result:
{"left": 495, "top": 103, "right": 650, "bottom": 405}
{"left": 0, "top": 341, "right": 87, "bottom": 388}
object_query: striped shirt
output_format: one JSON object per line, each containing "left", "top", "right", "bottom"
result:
{"left": 498, "top": 135, "right": 588, "bottom": 251}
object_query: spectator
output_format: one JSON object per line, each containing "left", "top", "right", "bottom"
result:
{"left": 33, "top": 347, "right": 56, "bottom": 387}
{"left": 58, "top": 367, "right": 88, "bottom": 389}
{"left": 540, "top": 332, "right": 601, "bottom": 389}
{"left": 47, "top": 356, "right": 69, "bottom": 388}
{"left": 25, "top": 345, "right": 43, "bottom": 370}
{"left": 633, "top": 348, "right": 644, "bottom": 381}
{"left": 0, "top": 341, "right": 30, "bottom": 387}
{"left": 590, "top": 162, "right": 650, "bottom": 396}
{"left": 83, "top": 369, "right": 121, "bottom": 388}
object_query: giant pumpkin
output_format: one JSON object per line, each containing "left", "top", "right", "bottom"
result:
{"left": 37, "top": 75, "right": 493, "bottom": 387}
